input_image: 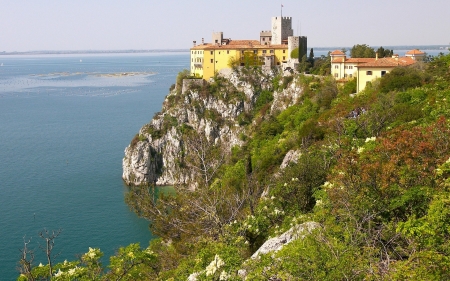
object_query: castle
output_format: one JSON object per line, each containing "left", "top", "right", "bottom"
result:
{"left": 190, "top": 17, "right": 307, "bottom": 80}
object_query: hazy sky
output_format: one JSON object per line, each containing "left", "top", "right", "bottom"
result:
{"left": 2, "top": 0, "right": 449, "bottom": 52}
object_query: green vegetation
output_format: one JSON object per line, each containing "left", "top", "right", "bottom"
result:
{"left": 350, "top": 43, "right": 376, "bottom": 58}
{"left": 18, "top": 53, "right": 450, "bottom": 280}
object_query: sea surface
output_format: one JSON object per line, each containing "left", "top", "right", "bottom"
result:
{"left": 0, "top": 53, "right": 189, "bottom": 280}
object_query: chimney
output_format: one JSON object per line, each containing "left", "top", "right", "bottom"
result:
{"left": 202, "top": 38, "right": 204, "bottom": 45}
{"left": 392, "top": 54, "right": 399, "bottom": 61}
{"left": 376, "top": 53, "right": 378, "bottom": 60}
{"left": 193, "top": 41, "right": 196, "bottom": 47}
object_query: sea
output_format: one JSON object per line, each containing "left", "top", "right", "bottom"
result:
{"left": 0, "top": 52, "right": 190, "bottom": 280}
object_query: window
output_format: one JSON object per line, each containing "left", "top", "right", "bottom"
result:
{"left": 349, "top": 66, "right": 353, "bottom": 69}
{"left": 344, "top": 66, "right": 348, "bottom": 69}
{"left": 283, "top": 56, "right": 286, "bottom": 60}
{"left": 283, "top": 50, "right": 286, "bottom": 53}
{"left": 270, "top": 50, "right": 274, "bottom": 53}
{"left": 366, "top": 71, "right": 373, "bottom": 75}
{"left": 334, "top": 73, "right": 338, "bottom": 78}
{"left": 210, "top": 59, "right": 213, "bottom": 63}
{"left": 241, "top": 50, "right": 245, "bottom": 54}
{"left": 227, "top": 50, "right": 229, "bottom": 54}
{"left": 218, "top": 51, "right": 221, "bottom": 54}
{"left": 381, "top": 71, "right": 387, "bottom": 76}
{"left": 210, "top": 51, "right": 213, "bottom": 55}
{"left": 254, "top": 50, "right": 257, "bottom": 54}
{"left": 334, "top": 65, "right": 339, "bottom": 69}
{"left": 344, "top": 74, "right": 347, "bottom": 78}
{"left": 263, "top": 38, "right": 266, "bottom": 41}
{"left": 349, "top": 74, "right": 353, "bottom": 78}
{"left": 263, "top": 50, "right": 267, "bottom": 54}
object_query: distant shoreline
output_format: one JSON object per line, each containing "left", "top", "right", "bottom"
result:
{"left": 0, "top": 49, "right": 190, "bottom": 56}
{"left": 1, "top": 45, "right": 448, "bottom": 56}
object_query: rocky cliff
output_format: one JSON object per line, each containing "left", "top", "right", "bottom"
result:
{"left": 122, "top": 69, "right": 304, "bottom": 187}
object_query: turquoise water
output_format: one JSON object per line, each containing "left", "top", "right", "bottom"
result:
{"left": 0, "top": 53, "right": 189, "bottom": 280}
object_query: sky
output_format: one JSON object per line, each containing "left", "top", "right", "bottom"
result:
{"left": 1, "top": 0, "right": 449, "bottom": 52}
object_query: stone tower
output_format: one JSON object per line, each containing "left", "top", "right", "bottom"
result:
{"left": 271, "top": 17, "right": 293, "bottom": 45}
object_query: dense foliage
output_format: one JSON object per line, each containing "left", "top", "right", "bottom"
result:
{"left": 18, "top": 52, "right": 450, "bottom": 280}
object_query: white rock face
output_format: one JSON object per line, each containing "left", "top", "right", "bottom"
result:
{"left": 280, "top": 149, "right": 301, "bottom": 170}
{"left": 251, "top": 222, "right": 320, "bottom": 259}
{"left": 271, "top": 77, "right": 303, "bottom": 114}
{"left": 122, "top": 71, "right": 304, "bottom": 187}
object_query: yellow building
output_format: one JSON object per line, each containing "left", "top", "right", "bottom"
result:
{"left": 191, "top": 39, "right": 290, "bottom": 79}
{"left": 190, "top": 17, "right": 307, "bottom": 80}
{"left": 331, "top": 49, "right": 425, "bottom": 92}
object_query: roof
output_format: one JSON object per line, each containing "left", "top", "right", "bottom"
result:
{"left": 191, "top": 40, "right": 288, "bottom": 50}
{"left": 330, "top": 50, "right": 345, "bottom": 55}
{"left": 406, "top": 49, "right": 425, "bottom": 55}
{"left": 228, "top": 40, "right": 260, "bottom": 46}
{"left": 357, "top": 57, "right": 416, "bottom": 68}
{"left": 332, "top": 58, "right": 374, "bottom": 64}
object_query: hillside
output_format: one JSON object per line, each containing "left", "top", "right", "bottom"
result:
{"left": 19, "top": 53, "right": 450, "bottom": 280}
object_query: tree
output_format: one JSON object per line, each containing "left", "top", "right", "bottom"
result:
{"left": 376, "top": 46, "right": 394, "bottom": 58}
{"left": 308, "top": 48, "right": 315, "bottom": 66}
{"left": 290, "top": 47, "right": 299, "bottom": 59}
{"left": 39, "top": 229, "right": 62, "bottom": 277}
{"left": 350, "top": 44, "right": 376, "bottom": 58}
{"left": 182, "top": 130, "right": 225, "bottom": 189}
{"left": 18, "top": 236, "right": 35, "bottom": 281}
{"left": 379, "top": 67, "right": 424, "bottom": 93}
{"left": 297, "top": 54, "right": 311, "bottom": 73}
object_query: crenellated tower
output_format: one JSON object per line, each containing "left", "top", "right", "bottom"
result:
{"left": 271, "top": 17, "right": 293, "bottom": 45}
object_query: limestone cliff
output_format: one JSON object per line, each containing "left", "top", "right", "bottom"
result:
{"left": 122, "top": 69, "right": 303, "bottom": 187}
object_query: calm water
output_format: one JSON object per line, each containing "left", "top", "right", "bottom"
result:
{"left": 0, "top": 53, "right": 189, "bottom": 280}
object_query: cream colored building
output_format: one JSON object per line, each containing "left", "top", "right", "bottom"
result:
{"left": 331, "top": 49, "right": 425, "bottom": 92}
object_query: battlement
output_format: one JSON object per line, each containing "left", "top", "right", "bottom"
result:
{"left": 273, "top": 17, "right": 292, "bottom": 20}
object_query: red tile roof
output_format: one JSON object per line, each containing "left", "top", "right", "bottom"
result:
{"left": 406, "top": 49, "right": 425, "bottom": 55}
{"left": 357, "top": 57, "right": 416, "bottom": 68}
{"left": 332, "top": 58, "right": 374, "bottom": 63}
{"left": 191, "top": 40, "right": 287, "bottom": 50}
{"left": 331, "top": 50, "right": 345, "bottom": 55}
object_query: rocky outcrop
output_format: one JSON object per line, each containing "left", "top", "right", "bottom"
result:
{"left": 251, "top": 221, "right": 320, "bottom": 259}
{"left": 279, "top": 149, "right": 301, "bottom": 170}
{"left": 270, "top": 76, "right": 303, "bottom": 114}
{"left": 122, "top": 70, "right": 304, "bottom": 187}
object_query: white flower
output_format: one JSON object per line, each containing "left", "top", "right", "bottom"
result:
{"left": 357, "top": 147, "right": 365, "bottom": 154}
{"left": 39, "top": 263, "right": 43, "bottom": 267}
{"left": 205, "top": 255, "right": 225, "bottom": 276}
{"left": 68, "top": 267, "right": 76, "bottom": 276}
{"left": 54, "top": 269, "right": 64, "bottom": 277}
{"left": 219, "top": 270, "right": 230, "bottom": 280}
{"left": 87, "top": 247, "right": 97, "bottom": 259}
{"left": 316, "top": 199, "right": 323, "bottom": 206}
{"left": 365, "top": 136, "right": 376, "bottom": 143}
